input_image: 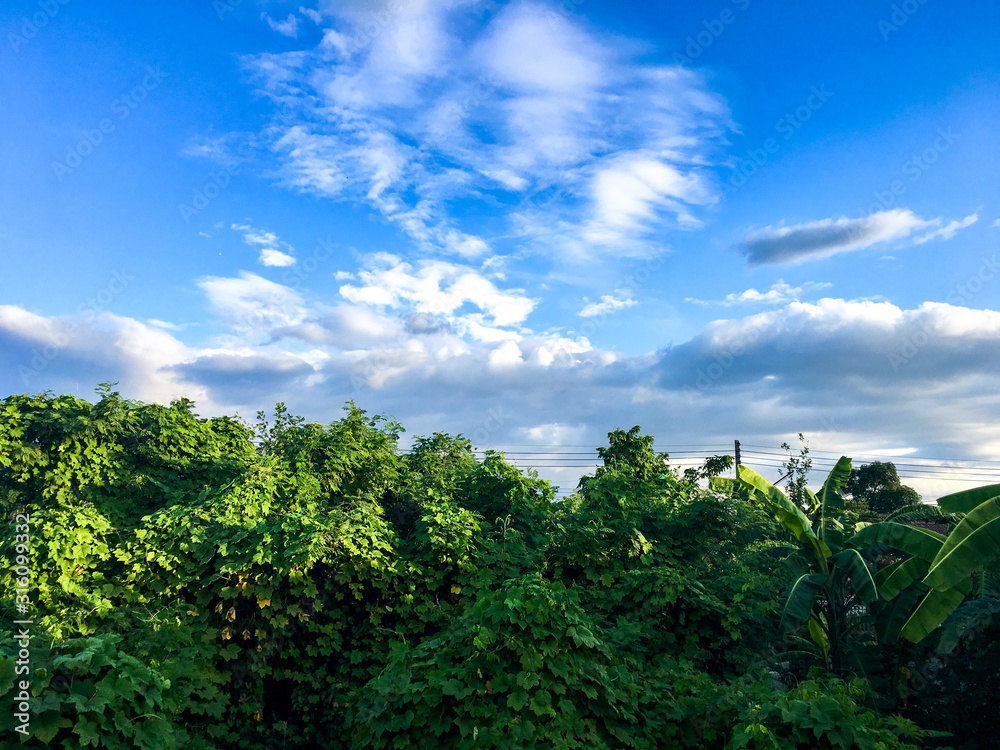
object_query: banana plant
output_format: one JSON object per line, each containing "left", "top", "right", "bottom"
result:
{"left": 721, "top": 465, "right": 1000, "bottom": 676}
{"left": 844, "top": 480, "right": 1000, "bottom": 646}
{"left": 854, "top": 482, "right": 1000, "bottom": 643}
{"left": 726, "top": 458, "right": 881, "bottom": 676}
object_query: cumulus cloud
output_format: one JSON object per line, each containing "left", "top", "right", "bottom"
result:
{"left": 579, "top": 294, "right": 637, "bottom": 317}
{"left": 686, "top": 280, "right": 832, "bottom": 307}
{"left": 738, "top": 209, "right": 964, "bottom": 266}
{"left": 338, "top": 254, "right": 537, "bottom": 329}
{"left": 8, "top": 290, "right": 1000, "bottom": 500}
{"left": 259, "top": 249, "right": 297, "bottom": 267}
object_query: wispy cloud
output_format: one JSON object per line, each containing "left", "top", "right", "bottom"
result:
{"left": 579, "top": 294, "right": 637, "bottom": 317}
{"left": 686, "top": 280, "right": 832, "bottom": 306}
{"left": 243, "top": 0, "right": 732, "bottom": 259}
{"left": 147, "top": 319, "right": 198, "bottom": 331}
{"left": 198, "top": 271, "right": 306, "bottom": 334}
{"left": 913, "top": 213, "right": 978, "bottom": 244}
{"left": 231, "top": 223, "right": 297, "bottom": 266}
{"left": 262, "top": 13, "right": 300, "bottom": 38}
{"left": 738, "top": 209, "right": 970, "bottom": 266}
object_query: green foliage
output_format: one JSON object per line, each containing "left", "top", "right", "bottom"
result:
{"left": 846, "top": 462, "right": 920, "bottom": 516}
{"left": 726, "top": 676, "right": 943, "bottom": 750}
{"left": 0, "top": 631, "right": 226, "bottom": 748}
{"left": 0, "top": 390, "right": 950, "bottom": 747}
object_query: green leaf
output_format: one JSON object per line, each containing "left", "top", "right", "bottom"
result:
{"left": 807, "top": 618, "right": 828, "bottom": 649}
{"left": 936, "top": 483, "right": 1000, "bottom": 514}
{"left": 877, "top": 556, "right": 930, "bottom": 601}
{"left": 924, "top": 497, "right": 1000, "bottom": 592}
{"left": 849, "top": 522, "right": 945, "bottom": 562}
{"left": 817, "top": 456, "right": 852, "bottom": 517}
{"left": 74, "top": 717, "right": 102, "bottom": 747}
{"left": 900, "top": 578, "right": 974, "bottom": 643}
{"left": 876, "top": 582, "right": 927, "bottom": 644}
{"left": 738, "top": 466, "right": 830, "bottom": 564}
{"left": 782, "top": 573, "right": 827, "bottom": 629}
{"left": 830, "top": 548, "right": 876, "bottom": 604}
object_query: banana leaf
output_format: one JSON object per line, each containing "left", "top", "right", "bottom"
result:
{"left": 817, "top": 456, "right": 852, "bottom": 515}
{"left": 923, "top": 497, "right": 1000, "bottom": 592}
{"left": 877, "top": 556, "right": 930, "bottom": 601}
{"left": 936, "top": 483, "right": 1000, "bottom": 514}
{"left": 875, "top": 581, "right": 928, "bottom": 644}
{"left": 738, "top": 466, "right": 831, "bottom": 564}
{"left": 830, "top": 548, "right": 877, "bottom": 604}
{"left": 900, "top": 578, "right": 974, "bottom": 643}
{"left": 850, "top": 522, "right": 945, "bottom": 563}
{"left": 782, "top": 573, "right": 828, "bottom": 630}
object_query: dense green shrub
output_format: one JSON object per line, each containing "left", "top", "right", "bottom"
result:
{"left": 0, "top": 389, "right": 952, "bottom": 748}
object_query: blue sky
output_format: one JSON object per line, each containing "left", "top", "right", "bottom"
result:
{"left": 2, "top": 0, "right": 999, "bottom": 496}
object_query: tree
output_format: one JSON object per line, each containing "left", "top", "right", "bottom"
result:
{"left": 846, "top": 461, "right": 919, "bottom": 515}
{"left": 780, "top": 433, "right": 813, "bottom": 509}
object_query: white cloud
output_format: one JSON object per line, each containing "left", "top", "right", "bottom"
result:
{"left": 686, "top": 280, "right": 832, "bottom": 307}
{"left": 199, "top": 231, "right": 211, "bottom": 238}
{"left": 263, "top": 13, "right": 300, "bottom": 37}
{"left": 338, "top": 254, "right": 536, "bottom": 328}
{"left": 487, "top": 340, "right": 524, "bottom": 370}
{"left": 147, "top": 319, "right": 197, "bottom": 331}
{"left": 585, "top": 153, "right": 714, "bottom": 243}
{"left": 993, "top": 219, "right": 1000, "bottom": 228}
{"left": 259, "top": 248, "right": 297, "bottom": 267}
{"left": 299, "top": 6, "right": 323, "bottom": 24}
{"left": 10, "top": 291, "right": 1000, "bottom": 501}
{"left": 231, "top": 223, "right": 297, "bottom": 266}
{"left": 579, "top": 294, "right": 637, "bottom": 317}
{"left": 913, "top": 213, "right": 978, "bottom": 244}
{"left": 242, "top": 0, "right": 731, "bottom": 258}
{"left": 197, "top": 272, "right": 307, "bottom": 333}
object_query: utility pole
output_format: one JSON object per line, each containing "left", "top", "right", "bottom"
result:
{"left": 734, "top": 440, "right": 741, "bottom": 474}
